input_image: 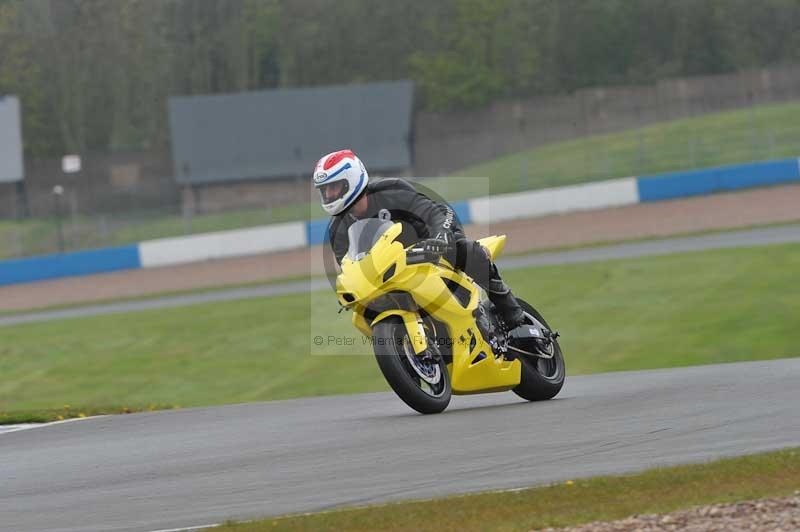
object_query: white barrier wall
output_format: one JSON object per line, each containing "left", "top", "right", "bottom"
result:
{"left": 468, "top": 177, "right": 640, "bottom": 225}
{"left": 139, "top": 221, "right": 307, "bottom": 268}
{"left": 139, "top": 178, "right": 640, "bottom": 269}
{"left": 5, "top": 156, "right": 800, "bottom": 286}
{"left": 5, "top": 157, "right": 800, "bottom": 285}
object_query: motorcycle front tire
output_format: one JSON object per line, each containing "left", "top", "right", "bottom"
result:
{"left": 372, "top": 317, "right": 452, "bottom": 414}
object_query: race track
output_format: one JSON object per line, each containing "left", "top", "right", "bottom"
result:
{"left": 2, "top": 358, "right": 799, "bottom": 532}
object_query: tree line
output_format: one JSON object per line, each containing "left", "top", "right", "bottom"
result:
{"left": 1, "top": 0, "right": 799, "bottom": 158}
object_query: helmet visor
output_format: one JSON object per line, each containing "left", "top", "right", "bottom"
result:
{"left": 318, "top": 180, "right": 349, "bottom": 205}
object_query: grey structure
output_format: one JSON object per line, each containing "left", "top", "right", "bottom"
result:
{"left": 168, "top": 80, "right": 414, "bottom": 184}
{"left": 0, "top": 95, "right": 23, "bottom": 183}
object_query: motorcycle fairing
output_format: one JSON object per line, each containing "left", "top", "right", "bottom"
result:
{"left": 338, "top": 222, "right": 521, "bottom": 394}
{"left": 476, "top": 234, "right": 506, "bottom": 261}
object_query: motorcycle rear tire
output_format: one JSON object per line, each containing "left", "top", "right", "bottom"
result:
{"left": 512, "top": 299, "right": 566, "bottom": 401}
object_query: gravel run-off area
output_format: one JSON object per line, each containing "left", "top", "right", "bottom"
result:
{"left": 538, "top": 493, "right": 800, "bottom": 532}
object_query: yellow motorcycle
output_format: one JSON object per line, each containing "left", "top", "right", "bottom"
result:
{"left": 336, "top": 219, "right": 565, "bottom": 414}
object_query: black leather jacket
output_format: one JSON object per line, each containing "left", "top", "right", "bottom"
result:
{"left": 328, "top": 178, "right": 464, "bottom": 264}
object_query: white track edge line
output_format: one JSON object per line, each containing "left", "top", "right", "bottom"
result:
{"left": 147, "top": 523, "right": 221, "bottom": 532}
{"left": 0, "top": 415, "right": 107, "bottom": 435}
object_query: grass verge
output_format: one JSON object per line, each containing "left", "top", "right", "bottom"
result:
{"left": 0, "top": 242, "right": 798, "bottom": 421}
{"left": 0, "top": 404, "right": 178, "bottom": 424}
{"left": 214, "top": 448, "right": 800, "bottom": 531}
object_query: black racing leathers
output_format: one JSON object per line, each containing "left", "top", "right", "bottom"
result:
{"left": 326, "top": 178, "right": 524, "bottom": 327}
{"left": 328, "top": 178, "right": 459, "bottom": 262}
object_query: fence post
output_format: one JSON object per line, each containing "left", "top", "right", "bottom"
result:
{"left": 11, "top": 181, "right": 26, "bottom": 257}
{"left": 182, "top": 184, "right": 196, "bottom": 235}
{"left": 53, "top": 185, "right": 66, "bottom": 253}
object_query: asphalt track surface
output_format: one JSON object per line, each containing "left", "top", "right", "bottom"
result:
{"left": 2, "top": 224, "right": 800, "bottom": 328}
{"left": 2, "top": 358, "right": 800, "bottom": 532}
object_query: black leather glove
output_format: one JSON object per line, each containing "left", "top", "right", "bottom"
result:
{"left": 419, "top": 231, "right": 453, "bottom": 256}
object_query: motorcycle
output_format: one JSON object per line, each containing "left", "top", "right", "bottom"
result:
{"left": 335, "top": 218, "right": 565, "bottom": 414}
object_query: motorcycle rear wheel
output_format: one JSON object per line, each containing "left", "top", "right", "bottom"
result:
{"left": 372, "top": 317, "right": 452, "bottom": 414}
{"left": 512, "top": 299, "right": 566, "bottom": 401}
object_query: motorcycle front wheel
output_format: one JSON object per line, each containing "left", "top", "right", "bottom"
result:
{"left": 512, "top": 299, "right": 566, "bottom": 401}
{"left": 372, "top": 317, "right": 451, "bottom": 414}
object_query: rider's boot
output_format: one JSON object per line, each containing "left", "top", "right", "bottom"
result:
{"left": 486, "top": 265, "right": 526, "bottom": 330}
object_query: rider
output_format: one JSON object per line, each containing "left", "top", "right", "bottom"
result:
{"left": 315, "top": 149, "right": 526, "bottom": 332}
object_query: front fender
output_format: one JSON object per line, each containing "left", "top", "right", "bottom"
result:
{"left": 372, "top": 309, "right": 427, "bottom": 354}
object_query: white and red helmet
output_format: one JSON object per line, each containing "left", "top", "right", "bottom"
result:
{"left": 313, "top": 149, "right": 369, "bottom": 215}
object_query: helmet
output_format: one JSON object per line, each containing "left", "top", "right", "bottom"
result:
{"left": 313, "top": 149, "right": 369, "bottom": 215}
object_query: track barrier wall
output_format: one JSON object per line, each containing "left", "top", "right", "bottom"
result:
{"left": 469, "top": 177, "right": 640, "bottom": 225}
{"left": 2, "top": 157, "right": 798, "bottom": 286}
{"left": 139, "top": 222, "right": 306, "bottom": 268}
{"left": 0, "top": 245, "right": 141, "bottom": 286}
{"left": 636, "top": 158, "right": 800, "bottom": 202}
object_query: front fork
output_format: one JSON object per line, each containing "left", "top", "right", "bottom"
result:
{"left": 372, "top": 309, "right": 428, "bottom": 354}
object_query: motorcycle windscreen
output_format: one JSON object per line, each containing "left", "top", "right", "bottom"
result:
{"left": 346, "top": 218, "right": 394, "bottom": 261}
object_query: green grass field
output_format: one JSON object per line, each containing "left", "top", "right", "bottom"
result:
{"left": 1, "top": 242, "right": 798, "bottom": 421}
{"left": 216, "top": 448, "right": 800, "bottom": 532}
{"left": 3, "top": 101, "right": 799, "bottom": 259}
{"left": 445, "top": 100, "right": 800, "bottom": 200}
